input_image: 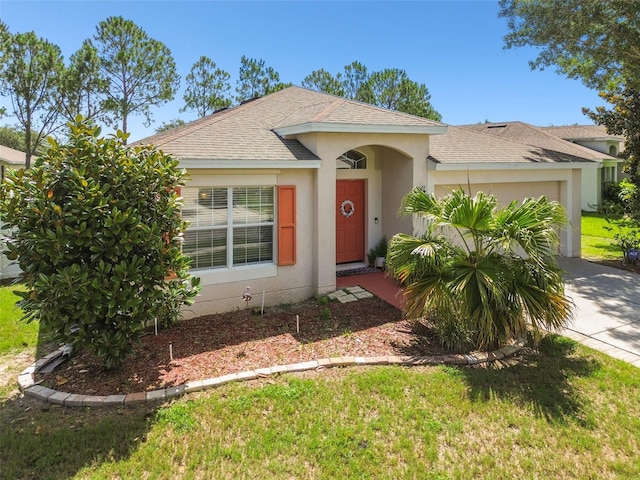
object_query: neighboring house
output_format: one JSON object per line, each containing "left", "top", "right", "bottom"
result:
{"left": 0, "top": 145, "right": 27, "bottom": 281}
{"left": 137, "top": 86, "right": 596, "bottom": 316}
{"left": 462, "top": 122, "right": 622, "bottom": 212}
{"left": 0, "top": 144, "right": 26, "bottom": 182}
{"left": 542, "top": 124, "right": 626, "bottom": 208}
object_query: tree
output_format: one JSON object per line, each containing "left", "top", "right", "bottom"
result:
{"left": 361, "top": 68, "right": 442, "bottom": 121}
{"left": 91, "top": 16, "right": 180, "bottom": 136}
{"left": 236, "top": 56, "right": 289, "bottom": 102}
{"left": 155, "top": 118, "right": 185, "bottom": 133}
{"left": 386, "top": 188, "right": 573, "bottom": 349}
{"left": 0, "top": 29, "right": 64, "bottom": 168}
{"left": 58, "top": 40, "right": 109, "bottom": 124}
{"left": 0, "top": 119, "right": 200, "bottom": 369}
{"left": 301, "top": 68, "right": 344, "bottom": 96}
{"left": 500, "top": 0, "right": 640, "bottom": 218}
{"left": 499, "top": 0, "right": 640, "bottom": 91}
{"left": 0, "top": 125, "right": 43, "bottom": 153}
{"left": 181, "top": 56, "right": 232, "bottom": 117}
{"left": 585, "top": 86, "right": 640, "bottom": 217}
{"left": 342, "top": 61, "right": 369, "bottom": 100}
{"left": 0, "top": 21, "right": 10, "bottom": 117}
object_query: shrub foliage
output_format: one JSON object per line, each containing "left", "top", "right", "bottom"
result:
{"left": 0, "top": 119, "right": 199, "bottom": 368}
{"left": 387, "top": 188, "right": 573, "bottom": 350}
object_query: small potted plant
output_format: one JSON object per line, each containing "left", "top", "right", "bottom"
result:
{"left": 368, "top": 236, "right": 387, "bottom": 269}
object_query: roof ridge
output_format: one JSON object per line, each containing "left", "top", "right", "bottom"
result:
{"left": 292, "top": 84, "right": 444, "bottom": 126}
{"left": 310, "top": 98, "right": 346, "bottom": 122}
{"left": 530, "top": 123, "right": 618, "bottom": 160}
{"left": 135, "top": 92, "right": 280, "bottom": 146}
{"left": 461, "top": 122, "right": 615, "bottom": 161}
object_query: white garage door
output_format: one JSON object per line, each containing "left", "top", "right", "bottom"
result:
{"left": 434, "top": 181, "right": 561, "bottom": 206}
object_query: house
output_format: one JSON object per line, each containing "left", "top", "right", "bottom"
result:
{"left": 0, "top": 145, "right": 26, "bottom": 182}
{"left": 462, "top": 122, "right": 623, "bottom": 212}
{"left": 0, "top": 145, "right": 27, "bottom": 281}
{"left": 542, "top": 124, "right": 626, "bottom": 209}
{"left": 138, "top": 86, "right": 597, "bottom": 316}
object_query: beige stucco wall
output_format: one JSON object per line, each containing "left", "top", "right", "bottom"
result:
{"left": 183, "top": 168, "right": 317, "bottom": 317}
{"left": 428, "top": 166, "right": 582, "bottom": 257}
{"left": 294, "top": 131, "right": 430, "bottom": 294}
{"left": 581, "top": 166, "right": 601, "bottom": 211}
{"left": 381, "top": 149, "right": 414, "bottom": 238}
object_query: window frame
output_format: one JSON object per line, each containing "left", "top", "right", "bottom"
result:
{"left": 182, "top": 185, "right": 275, "bottom": 271}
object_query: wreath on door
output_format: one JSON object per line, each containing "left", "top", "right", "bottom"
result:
{"left": 340, "top": 199, "right": 355, "bottom": 218}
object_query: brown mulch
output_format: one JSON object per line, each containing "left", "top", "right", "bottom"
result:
{"left": 592, "top": 258, "right": 640, "bottom": 274}
{"left": 35, "top": 296, "right": 451, "bottom": 397}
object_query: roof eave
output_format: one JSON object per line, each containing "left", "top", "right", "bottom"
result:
{"left": 568, "top": 136, "right": 624, "bottom": 143}
{"left": 274, "top": 122, "right": 447, "bottom": 137}
{"left": 178, "top": 159, "right": 322, "bottom": 170}
{"left": 431, "top": 161, "right": 600, "bottom": 171}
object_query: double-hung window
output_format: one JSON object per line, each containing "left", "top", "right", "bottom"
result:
{"left": 182, "top": 186, "right": 274, "bottom": 270}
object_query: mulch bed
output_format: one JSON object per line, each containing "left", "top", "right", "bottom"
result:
{"left": 35, "top": 296, "right": 452, "bottom": 397}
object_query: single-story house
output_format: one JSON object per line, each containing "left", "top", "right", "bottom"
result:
{"left": 0, "top": 145, "right": 27, "bottom": 281}
{"left": 463, "top": 122, "right": 623, "bottom": 212}
{"left": 137, "top": 86, "right": 597, "bottom": 316}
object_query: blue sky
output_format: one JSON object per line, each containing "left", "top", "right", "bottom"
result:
{"left": 1, "top": 0, "right": 605, "bottom": 141}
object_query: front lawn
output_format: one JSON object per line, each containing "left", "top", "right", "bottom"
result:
{"left": 0, "top": 283, "right": 36, "bottom": 355}
{"left": 1, "top": 283, "right": 639, "bottom": 480}
{"left": 1, "top": 338, "right": 639, "bottom": 479}
{"left": 581, "top": 212, "right": 621, "bottom": 261}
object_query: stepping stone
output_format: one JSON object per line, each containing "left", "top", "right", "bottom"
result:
{"left": 337, "top": 294, "right": 357, "bottom": 303}
{"left": 355, "top": 292, "right": 373, "bottom": 299}
{"left": 327, "top": 290, "right": 347, "bottom": 300}
{"left": 345, "top": 286, "right": 365, "bottom": 294}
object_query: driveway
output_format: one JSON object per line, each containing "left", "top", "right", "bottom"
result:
{"left": 558, "top": 258, "right": 640, "bottom": 367}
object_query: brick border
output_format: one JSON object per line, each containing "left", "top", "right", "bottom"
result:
{"left": 17, "top": 339, "right": 526, "bottom": 408}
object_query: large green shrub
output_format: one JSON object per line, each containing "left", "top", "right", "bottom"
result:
{"left": 0, "top": 120, "right": 199, "bottom": 368}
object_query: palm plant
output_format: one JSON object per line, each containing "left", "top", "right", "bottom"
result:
{"left": 386, "top": 188, "right": 574, "bottom": 349}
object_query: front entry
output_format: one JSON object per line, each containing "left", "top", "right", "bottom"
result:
{"left": 336, "top": 180, "right": 365, "bottom": 263}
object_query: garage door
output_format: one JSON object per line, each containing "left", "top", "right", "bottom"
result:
{"left": 434, "top": 181, "right": 561, "bottom": 206}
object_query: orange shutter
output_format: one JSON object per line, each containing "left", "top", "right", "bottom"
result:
{"left": 277, "top": 185, "right": 296, "bottom": 266}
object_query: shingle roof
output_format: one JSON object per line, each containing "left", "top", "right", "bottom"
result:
{"left": 0, "top": 145, "right": 27, "bottom": 165}
{"left": 136, "top": 86, "right": 444, "bottom": 162}
{"left": 540, "top": 124, "right": 625, "bottom": 142}
{"left": 429, "top": 126, "right": 598, "bottom": 165}
{"left": 461, "top": 122, "right": 615, "bottom": 162}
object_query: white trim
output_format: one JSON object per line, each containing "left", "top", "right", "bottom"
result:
{"left": 274, "top": 122, "right": 447, "bottom": 136}
{"left": 179, "top": 159, "right": 321, "bottom": 170}
{"left": 196, "top": 264, "right": 278, "bottom": 286}
{"left": 431, "top": 161, "right": 599, "bottom": 171}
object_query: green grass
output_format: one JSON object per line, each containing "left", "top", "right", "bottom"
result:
{"left": 0, "top": 283, "right": 39, "bottom": 355}
{"left": 581, "top": 212, "right": 621, "bottom": 261}
{"left": 2, "top": 336, "right": 639, "bottom": 479}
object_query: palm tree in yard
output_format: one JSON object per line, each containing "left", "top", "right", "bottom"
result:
{"left": 386, "top": 188, "right": 574, "bottom": 349}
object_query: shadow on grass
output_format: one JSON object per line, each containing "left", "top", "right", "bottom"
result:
{"left": 0, "top": 395, "right": 156, "bottom": 480}
{"left": 458, "top": 334, "right": 601, "bottom": 426}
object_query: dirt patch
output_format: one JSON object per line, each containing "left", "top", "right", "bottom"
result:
{"left": 33, "top": 296, "right": 456, "bottom": 397}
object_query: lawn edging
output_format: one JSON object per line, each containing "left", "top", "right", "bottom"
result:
{"left": 17, "top": 339, "right": 526, "bottom": 408}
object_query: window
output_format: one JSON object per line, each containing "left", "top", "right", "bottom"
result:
{"left": 609, "top": 145, "right": 618, "bottom": 157}
{"left": 603, "top": 166, "right": 616, "bottom": 183}
{"left": 336, "top": 150, "right": 367, "bottom": 170}
{"left": 182, "top": 186, "right": 274, "bottom": 270}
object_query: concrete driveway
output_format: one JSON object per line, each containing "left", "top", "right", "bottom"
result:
{"left": 558, "top": 258, "right": 640, "bottom": 367}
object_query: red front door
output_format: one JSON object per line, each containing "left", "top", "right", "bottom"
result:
{"left": 336, "top": 180, "right": 365, "bottom": 264}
